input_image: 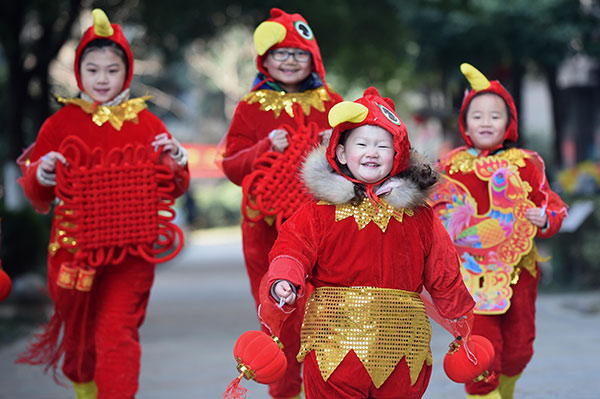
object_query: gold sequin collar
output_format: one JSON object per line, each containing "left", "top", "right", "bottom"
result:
{"left": 242, "top": 87, "right": 332, "bottom": 118}
{"left": 447, "top": 147, "right": 528, "bottom": 174}
{"left": 57, "top": 95, "right": 151, "bottom": 131}
{"left": 321, "top": 197, "right": 414, "bottom": 232}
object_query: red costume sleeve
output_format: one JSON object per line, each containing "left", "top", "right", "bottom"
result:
{"left": 266, "top": 203, "right": 320, "bottom": 297}
{"left": 17, "top": 118, "right": 60, "bottom": 214}
{"left": 152, "top": 115, "right": 190, "bottom": 198}
{"left": 221, "top": 102, "right": 273, "bottom": 186}
{"left": 421, "top": 206, "right": 475, "bottom": 319}
{"left": 519, "top": 151, "right": 568, "bottom": 239}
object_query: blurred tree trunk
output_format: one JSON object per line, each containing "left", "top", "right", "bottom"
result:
{"left": 0, "top": 0, "right": 82, "bottom": 162}
{"left": 0, "top": 0, "right": 82, "bottom": 211}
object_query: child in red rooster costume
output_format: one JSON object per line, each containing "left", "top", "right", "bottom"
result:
{"left": 430, "top": 63, "right": 568, "bottom": 399}
{"left": 260, "top": 87, "right": 475, "bottom": 399}
{"left": 220, "top": 8, "right": 342, "bottom": 399}
{"left": 16, "top": 9, "right": 189, "bottom": 399}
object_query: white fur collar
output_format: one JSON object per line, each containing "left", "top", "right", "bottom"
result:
{"left": 301, "top": 144, "right": 433, "bottom": 209}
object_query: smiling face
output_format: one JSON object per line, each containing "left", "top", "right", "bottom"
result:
{"left": 335, "top": 125, "right": 395, "bottom": 184}
{"left": 80, "top": 48, "right": 127, "bottom": 103}
{"left": 465, "top": 93, "right": 509, "bottom": 151}
{"left": 262, "top": 47, "right": 313, "bottom": 92}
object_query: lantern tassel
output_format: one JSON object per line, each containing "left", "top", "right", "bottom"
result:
{"left": 223, "top": 372, "right": 249, "bottom": 399}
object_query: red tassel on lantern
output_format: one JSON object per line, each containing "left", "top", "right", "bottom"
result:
{"left": 0, "top": 265, "right": 12, "bottom": 302}
{"left": 223, "top": 330, "right": 287, "bottom": 399}
{"left": 443, "top": 334, "right": 495, "bottom": 383}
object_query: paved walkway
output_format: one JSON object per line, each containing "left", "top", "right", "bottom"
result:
{"left": 1, "top": 227, "right": 599, "bottom": 398}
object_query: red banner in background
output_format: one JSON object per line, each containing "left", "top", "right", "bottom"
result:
{"left": 182, "top": 143, "right": 224, "bottom": 179}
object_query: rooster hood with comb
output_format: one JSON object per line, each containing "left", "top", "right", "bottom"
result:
{"left": 458, "top": 63, "right": 519, "bottom": 152}
{"left": 75, "top": 8, "right": 134, "bottom": 93}
{"left": 253, "top": 7, "right": 326, "bottom": 89}
{"left": 301, "top": 87, "right": 427, "bottom": 209}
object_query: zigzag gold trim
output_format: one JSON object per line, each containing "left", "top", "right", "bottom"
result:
{"left": 57, "top": 96, "right": 151, "bottom": 131}
{"left": 448, "top": 148, "right": 528, "bottom": 175}
{"left": 243, "top": 87, "right": 331, "bottom": 118}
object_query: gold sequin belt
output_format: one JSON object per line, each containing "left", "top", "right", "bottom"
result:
{"left": 298, "top": 286, "right": 432, "bottom": 388}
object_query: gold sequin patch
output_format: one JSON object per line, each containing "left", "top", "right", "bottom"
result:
{"left": 57, "top": 96, "right": 151, "bottom": 131}
{"left": 298, "top": 286, "right": 432, "bottom": 388}
{"left": 242, "top": 87, "right": 332, "bottom": 118}
{"left": 324, "top": 197, "right": 413, "bottom": 232}
{"left": 49, "top": 207, "right": 78, "bottom": 256}
{"left": 511, "top": 242, "right": 550, "bottom": 283}
{"left": 448, "top": 148, "right": 528, "bottom": 175}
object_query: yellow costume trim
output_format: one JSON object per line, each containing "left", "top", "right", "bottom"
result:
{"left": 447, "top": 148, "right": 528, "bottom": 175}
{"left": 242, "top": 87, "right": 332, "bottom": 119}
{"left": 320, "top": 197, "right": 413, "bottom": 232}
{"left": 57, "top": 96, "right": 151, "bottom": 131}
{"left": 253, "top": 21, "right": 286, "bottom": 55}
{"left": 498, "top": 373, "right": 521, "bottom": 399}
{"left": 510, "top": 243, "right": 549, "bottom": 284}
{"left": 467, "top": 389, "right": 501, "bottom": 399}
{"left": 328, "top": 101, "right": 369, "bottom": 127}
{"left": 460, "top": 63, "right": 491, "bottom": 91}
{"left": 298, "top": 286, "right": 432, "bottom": 388}
{"left": 73, "top": 380, "right": 97, "bottom": 399}
{"left": 49, "top": 203, "right": 78, "bottom": 256}
{"left": 92, "top": 9, "right": 114, "bottom": 37}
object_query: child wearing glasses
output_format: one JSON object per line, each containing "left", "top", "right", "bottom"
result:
{"left": 220, "top": 8, "right": 342, "bottom": 399}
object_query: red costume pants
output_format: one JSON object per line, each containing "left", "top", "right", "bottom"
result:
{"left": 465, "top": 267, "right": 540, "bottom": 395}
{"left": 48, "top": 252, "right": 155, "bottom": 399}
{"left": 242, "top": 219, "right": 303, "bottom": 399}
{"left": 303, "top": 350, "right": 431, "bottom": 399}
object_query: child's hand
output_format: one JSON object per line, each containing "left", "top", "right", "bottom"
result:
{"left": 152, "top": 133, "right": 188, "bottom": 166}
{"left": 36, "top": 151, "right": 67, "bottom": 186}
{"left": 525, "top": 207, "right": 548, "bottom": 228}
{"left": 273, "top": 280, "right": 297, "bottom": 305}
{"left": 268, "top": 129, "right": 289, "bottom": 153}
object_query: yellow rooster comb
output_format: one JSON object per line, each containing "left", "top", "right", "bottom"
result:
{"left": 93, "top": 9, "right": 114, "bottom": 37}
{"left": 254, "top": 21, "right": 286, "bottom": 56}
{"left": 328, "top": 101, "right": 369, "bottom": 128}
{"left": 460, "top": 63, "right": 490, "bottom": 92}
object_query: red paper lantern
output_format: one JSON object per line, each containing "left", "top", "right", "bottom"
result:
{"left": 224, "top": 330, "right": 287, "bottom": 399}
{"left": 443, "top": 334, "right": 495, "bottom": 383}
{"left": 0, "top": 266, "right": 12, "bottom": 302}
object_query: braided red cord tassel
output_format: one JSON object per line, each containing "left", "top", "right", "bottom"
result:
{"left": 223, "top": 373, "right": 249, "bottom": 399}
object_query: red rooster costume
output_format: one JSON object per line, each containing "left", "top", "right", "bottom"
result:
{"left": 260, "top": 88, "right": 475, "bottom": 399}
{"left": 220, "top": 8, "right": 342, "bottom": 399}
{"left": 16, "top": 9, "right": 189, "bottom": 399}
{"left": 430, "top": 64, "right": 567, "bottom": 399}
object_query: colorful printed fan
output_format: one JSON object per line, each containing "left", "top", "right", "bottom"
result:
{"left": 430, "top": 157, "right": 536, "bottom": 314}
{"left": 242, "top": 105, "right": 322, "bottom": 229}
{"left": 53, "top": 135, "right": 183, "bottom": 291}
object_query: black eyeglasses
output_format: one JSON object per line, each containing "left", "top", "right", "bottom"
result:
{"left": 269, "top": 49, "right": 312, "bottom": 63}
